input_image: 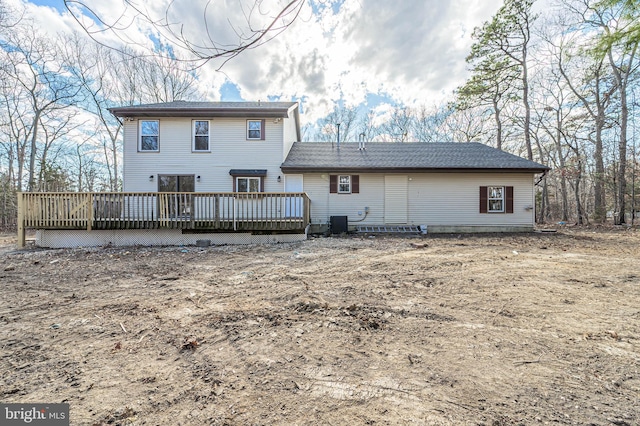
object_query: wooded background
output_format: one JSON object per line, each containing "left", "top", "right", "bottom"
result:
{"left": 0, "top": 0, "right": 638, "bottom": 230}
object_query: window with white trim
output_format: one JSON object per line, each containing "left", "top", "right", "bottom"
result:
{"left": 488, "top": 186, "right": 505, "bottom": 212}
{"left": 329, "top": 175, "right": 360, "bottom": 194}
{"left": 193, "top": 120, "right": 210, "bottom": 152}
{"left": 338, "top": 175, "right": 351, "bottom": 193}
{"left": 139, "top": 120, "right": 159, "bottom": 151}
{"left": 236, "top": 177, "right": 261, "bottom": 192}
{"left": 247, "top": 120, "right": 264, "bottom": 140}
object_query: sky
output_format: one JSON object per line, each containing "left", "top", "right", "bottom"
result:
{"left": 12, "top": 0, "right": 507, "bottom": 126}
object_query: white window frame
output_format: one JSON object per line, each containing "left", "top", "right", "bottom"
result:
{"left": 488, "top": 186, "right": 505, "bottom": 213}
{"left": 247, "top": 120, "right": 263, "bottom": 140}
{"left": 139, "top": 120, "right": 159, "bottom": 152}
{"left": 236, "top": 177, "right": 261, "bottom": 193}
{"left": 338, "top": 175, "right": 351, "bottom": 194}
{"left": 192, "top": 120, "right": 210, "bottom": 152}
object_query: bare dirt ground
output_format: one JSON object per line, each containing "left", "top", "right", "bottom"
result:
{"left": 0, "top": 228, "right": 639, "bottom": 426}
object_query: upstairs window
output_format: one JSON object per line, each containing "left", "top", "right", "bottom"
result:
{"left": 247, "top": 119, "right": 265, "bottom": 140}
{"left": 193, "top": 120, "right": 210, "bottom": 152}
{"left": 139, "top": 120, "right": 159, "bottom": 152}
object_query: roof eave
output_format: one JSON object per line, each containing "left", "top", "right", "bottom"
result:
{"left": 108, "top": 107, "right": 291, "bottom": 119}
{"left": 280, "top": 166, "right": 550, "bottom": 173}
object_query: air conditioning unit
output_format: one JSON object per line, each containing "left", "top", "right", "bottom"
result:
{"left": 330, "top": 216, "right": 348, "bottom": 234}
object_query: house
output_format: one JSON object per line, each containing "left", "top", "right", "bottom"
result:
{"left": 281, "top": 141, "right": 549, "bottom": 234}
{"left": 18, "top": 101, "right": 309, "bottom": 248}
{"left": 17, "top": 101, "right": 549, "bottom": 248}
{"left": 110, "top": 101, "right": 301, "bottom": 194}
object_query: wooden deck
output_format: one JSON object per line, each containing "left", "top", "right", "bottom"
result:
{"left": 17, "top": 192, "right": 311, "bottom": 247}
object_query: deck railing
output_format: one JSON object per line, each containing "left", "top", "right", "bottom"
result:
{"left": 17, "top": 192, "right": 311, "bottom": 247}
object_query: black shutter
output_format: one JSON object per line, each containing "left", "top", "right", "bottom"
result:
{"left": 260, "top": 119, "right": 266, "bottom": 140}
{"left": 479, "top": 186, "right": 488, "bottom": 213}
{"left": 329, "top": 175, "right": 337, "bottom": 193}
{"left": 351, "top": 175, "right": 359, "bottom": 193}
{"left": 506, "top": 186, "right": 514, "bottom": 213}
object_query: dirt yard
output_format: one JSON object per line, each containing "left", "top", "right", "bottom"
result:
{"left": 0, "top": 228, "right": 639, "bottom": 425}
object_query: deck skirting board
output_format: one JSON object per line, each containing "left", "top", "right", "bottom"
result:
{"left": 35, "top": 229, "right": 306, "bottom": 248}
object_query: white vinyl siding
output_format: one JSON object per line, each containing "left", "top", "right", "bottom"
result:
{"left": 123, "top": 118, "right": 285, "bottom": 192}
{"left": 406, "top": 174, "right": 533, "bottom": 226}
{"left": 282, "top": 110, "right": 298, "bottom": 162}
{"left": 301, "top": 172, "right": 536, "bottom": 228}
{"left": 303, "top": 173, "right": 384, "bottom": 226}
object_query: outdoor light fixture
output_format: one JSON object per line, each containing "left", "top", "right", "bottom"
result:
{"left": 149, "top": 175, "right": 154, "bottom": 181}
{"left": 197, "top": 175, "right": 201, "bottom": 182}
{"left": 277, "top": 176, "right": 282, "bottom": 183}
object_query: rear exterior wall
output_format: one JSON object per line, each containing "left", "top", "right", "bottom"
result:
{"left": 300, "top": 172, "right": 538, "bottom": 231}
{"left": 122, "top": 117, "right": 287, "bottom": 193}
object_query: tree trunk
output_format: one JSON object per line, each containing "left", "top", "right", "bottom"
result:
{"left": 574, "top": 160, "right": 584, "bottom": 225}
{"left": 27, "top": 110, "right": 42, "bottom": 192}
{"left": 607, "top": 41, "right": 637, "bottom": 225}
{"left": 616, "top": 89, "right": 627, "bottom": 225}
{"left": 493, "top": 98, "right": 503, "bottom": 151}
{"left": 522, "top": 46, "right": 533, "bottom": 161}
{"left": 111, "top": 130, "right": 120, "bottom": 191}
{"left": 593, "top": 107, "right": 606, "bottom": 222}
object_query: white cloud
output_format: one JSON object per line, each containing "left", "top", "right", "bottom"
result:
{"left": 210, "top": 0, "right": 504, "bottom": 123}
{"left": 15, "top": 0, "right": 505, "bottom": 125}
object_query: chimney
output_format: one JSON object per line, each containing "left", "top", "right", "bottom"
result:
{"left": 359, "top": 132, "right": 366, "bottom": 150}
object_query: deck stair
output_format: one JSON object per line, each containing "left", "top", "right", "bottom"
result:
{"left": 356, "top": 225, "right": 421, "bottom": 234}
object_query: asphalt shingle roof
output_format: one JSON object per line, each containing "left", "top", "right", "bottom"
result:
{"left": 280, "top": 142, "right": 549, "bottom": 172}
{"left": 109, "top": 101, "right": 297, "bottom": 118}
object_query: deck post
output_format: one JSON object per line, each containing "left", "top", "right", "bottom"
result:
{"left": 17, "top": 192, "right": 25, "bottom": 248}
{"left": 233, "top": 196, "right": 237, "bottom": 231}
{"left": 86, "top": 193, "right": 93, "bottom": 231}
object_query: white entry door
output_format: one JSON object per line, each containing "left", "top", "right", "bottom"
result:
{"left": 284, "top": 174, "right": 303, "bottom": 217}
{"left": 384, "top": 175, "right": 408, "bottom": 224}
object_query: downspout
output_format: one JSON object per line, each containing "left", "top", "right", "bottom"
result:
{"left": 535, "top": 170, "right": 547, "bottom": 186}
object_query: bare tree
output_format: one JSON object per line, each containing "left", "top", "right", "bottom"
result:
{"left": 378, "top": 106, "right": 411, "bottom": 142}
{"left": 61, "top": 32, "right": 198, "bottom": 191}
{"left": 441, "top": 106, "right": 489, "bottom": 143}
{"left": 567, "top": 0, "right": 640, "bottom": 224}
{"left": 0, "top": 27, "right": 82, "bottom": 191}
{"left": 313, "top": 105, "right": 359, "bottom": 143}
{"left": 0, "top": 74, "right": 31, "bottom": 191}
{"left": 411, "top": 105, "right": 451, "bottom": 143}
{"left": 63, "top": 0, "right": 309, "bottom": 69}
{"left": 0, "top": 0, "right": 23, "bottom": 30}
{"left": 555, "top": 37, "right": 615, "bottom": 222}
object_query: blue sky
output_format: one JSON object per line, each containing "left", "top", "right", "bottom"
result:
{"left": 19, "top": 0, "right": 505, "bottom": 126}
